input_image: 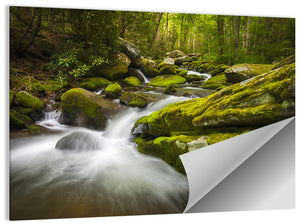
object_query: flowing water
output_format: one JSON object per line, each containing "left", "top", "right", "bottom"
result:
{"left": 187, "top": 70, "right": 211, "bottom": 81}
{"left": 10, "top": 95, "right": 189, "bottom": 220}
{"left": 138, "top": 69, "right": 150, "bottom": 83}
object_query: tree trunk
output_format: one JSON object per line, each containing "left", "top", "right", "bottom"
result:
{"left": 245, "top": 17, "right": 252, "bottom": 53}
{"left": 232, "top": 16, "right": 240, "bottom": 62}
{"left": 217, "top": 15, "right": 224, "bottom": 55}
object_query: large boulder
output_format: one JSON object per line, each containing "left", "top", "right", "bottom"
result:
{"left": 158, "top": 63, "right": 177, "bottom": 75}
{"left": 140, "top": 59, "right": 159, "bottom": 78}
{"left": 166, "top": 50, "right": 185, "bottom": 58}
{"left": 225, "top": 64, "right": 273, "bottom": 83}
{"left": 79, "top": 77, "right": 112, "bottom": 91}
{"left": 149, "top": 75, "right": 186, "bottom": 87}
{"left": 55, "top": 131, "right": 102, "bottom": 151}
{"left": 60, "top": 88, "right": 119, "bottom": 130}
{"left": 174, "top": 56, "right": 193, "bottom": 65}
{"left": 118, "top": 37, "right": 141, "bottom": 68}
{"left": 96, "top": 51, "right": 131, "bottom": 81}
{"left": 119, "top": 92, "right": 147, "bottom": 108}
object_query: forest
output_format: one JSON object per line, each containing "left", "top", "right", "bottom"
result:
{"left": 9, "top": 6, "right": 295, "bottom": 220}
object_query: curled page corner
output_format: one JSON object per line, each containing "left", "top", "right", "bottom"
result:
{"left": 180, "top": 117, "right": 294, "bottom": 213}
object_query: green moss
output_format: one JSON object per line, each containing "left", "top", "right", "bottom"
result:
{"left": 149, "top": 75, "right": 186, "bottom": 87}
{"left": 158, "top": 63, "right": 177, "bottom": 75}
{"left": 207, "top": 132, "right": 246, "bottom": 145}
{"left": 134, "top": 63, "right": 295, "bottom": 137}
{"left": 140, "top": 59, "right": 159, "bottom": 78}
{"left": 80, "top": 77, "right": 112, "bottom": 91}
{"left": 104, "top": 82, "right": 122, "bottom": 98}
{"left": 123, "top": 76, "right": 141, "bottom": 87}
{"left": 119, "top": 92, "right": 147, "bottom": 108}
{"left": 177, "top": 69, "right": 188, "bottom": 77}
{"left": 10, "top": 90, "right": 15, "bottom": 107}
{"left": 15, "top": 91, "right": 43, "bottom": 110}
{"left": 135, "top": 135, "right": 201, "bottom": 174}
{"left": 61, "top": 88, "right": 110, "bottom": 129}
{"left": 202, "top": 73, "right": 231, "bottom": 90}
{"left": 164, "top": 84, "right": 178, "bottom": 95}
{"left": 10, "top": 109, "right": 32, "bottom": 130}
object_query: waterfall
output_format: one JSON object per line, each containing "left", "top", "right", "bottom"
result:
{"left": 36, "top": 110, "right": 68, "bottom": 131}
{"left": 187, "top": 70, "right": 211, "bottom": 81}
{"left": 10, "top": 95, "right": 189, "bottom": 220}
{"left": 138, "top": 69, "right": 150, "bottom": 83}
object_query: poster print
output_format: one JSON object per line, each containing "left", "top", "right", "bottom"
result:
{"left": 9, "top": 6, "right": 295, "bottom": 220}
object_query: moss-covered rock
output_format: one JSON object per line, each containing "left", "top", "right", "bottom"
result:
{"left": 10, "top": 109, "right": 33, "bottom": 130}
{"left": 140, "top": 59, "right": 159, "bottom": 78}
{"left": 190, "top": 60, "right": 216, "bottom": 73}
{"left": 164, "top": 84, "right": 178, "bottom": 95}
{"left": 201, "top": 73, "right": 231, "bottom": 90}
{"left": 177, "top": 69, "right": 188, "bottom": 77}
{"left": 135, "top": 135, "right": 201, "bottom": 174}
{"left": 104, "top": 83, "right": 122, "bottom": 99}
{"left": 10, "top": 90, "right": 15, "bottom": 107}
{"left": 119, "top": 92, "right": 147, "bottom": 108}
{"left": 225, "top": 64, "right": 273, "bottom": 83}
{"left": 127, "top": 68, "right": 145, "bottom": 82}
{"left": 149, "top": 75, "right": 186, "bottom": 87}
{"left": 158, "top": 63, "right": 177, "bottom": 75}
{"left": 174, "top": 56, "right": 193, "bottom": 66}
{"left": 273, "top": 55, "right": 295, "bottom": 69}
{"left": 123, "top": 76, "right": 141, "bottom": 87}
{"left": 95, "top": 51, "right": 131, "bottom": 80}
{"left": 80, "top": 77, "right": 112, "bottom": 91}
{"left": 133, "top": 63, "right": 295, "bottom": 137}
{"left": 166, "top": 50, "right": 186, "bottom": 58}
{"left": 15, "top": 91, "right": 43, "bottom": 110}
{"left": 60, "top": 88, "right": 119, "bottom": 130}
{"left": 185, "top": 74, "right": 204, "bottom": 83}
{"left": 210, "top": 64, "right": 230, "bottom": 76}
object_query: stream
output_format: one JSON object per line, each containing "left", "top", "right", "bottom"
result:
{"left": 10, "top": 95, "right": 190, "bottom": 220}
{"left": 10, "top": 71, "right": 212, "bottom": 220}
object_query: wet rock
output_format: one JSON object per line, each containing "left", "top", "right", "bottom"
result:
{"left": 55, "top": 131, "right": 102, "bottom": 151}
{"left": 149, "top": 75, "right": 186, "bottom": 87}
{"left": 118, "top": 37, "right": 141, "bottom": 68}
{"left": 166, "top": 50, "right": 186, "bottom": 58}
{"left": 60, "top": 88, "right": 119, "bottom": 130}
{"left": 104, "top": 83, "right": 122, "bottom": 99}
{"left": 225, "top": 64, "right": 273, "bottom": 83}
{"left": 140, "top": 59, "right": 159, "bottom": 78}
{"left": 174, "top": 56, "right": 193, "bottom": 66}
{"left": 119, "top": 92, "right": 147, "bottom": 108}
{"left": 163, "top": 58, "right": 175, "bottom": 65}
{"left": 95, "top": 51, "right": 131, "bottom": 81}
{"left": 123, "top": 76, "right": 141, "bottom": 87}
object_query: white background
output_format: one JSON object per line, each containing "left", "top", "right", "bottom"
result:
{"left": 1, "top": 0, "right": 299, "bottom": 223}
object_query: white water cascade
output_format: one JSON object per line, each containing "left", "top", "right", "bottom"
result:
{"left": 187, "top": 70, "right": 211, "bottom": 81}
{"left": 10, "top": 95, "right": 189, "bottom": 220}
{"left": 138, "top": 69, "right": 150, "bottom": 83}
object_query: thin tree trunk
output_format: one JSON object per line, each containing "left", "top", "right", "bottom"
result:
{"left": 217, "top": 15, "right": 224, "bottom": 55}
{"left": 233, "top": 16, "right": 240, "bottom": 62}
